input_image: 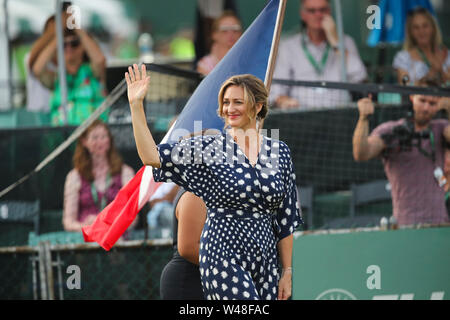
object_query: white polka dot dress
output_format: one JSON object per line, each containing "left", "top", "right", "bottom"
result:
{"left": 153, "top": 132, "right": 303, "bottom": 300}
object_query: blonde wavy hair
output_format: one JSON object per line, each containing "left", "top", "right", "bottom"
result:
{"left": 404, "top": 8, "right": 443, "bottom": 53}
{"left": 217, "top": 74, "right": 269, "bottom": 127}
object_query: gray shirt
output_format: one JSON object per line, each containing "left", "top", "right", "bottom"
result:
{"left": 371, "top": 118, "right": 449, "bottom": 226}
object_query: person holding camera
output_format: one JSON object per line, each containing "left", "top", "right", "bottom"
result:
{"left": 352, "top": 79, "right": 450, "bottom": 226}
{"left": 32, "top": 11, "right": 107, "bottom": 126}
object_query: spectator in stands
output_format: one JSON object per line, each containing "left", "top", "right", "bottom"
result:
{"left": 440, "top": 98, "right": 450, "bottom": 215}
{"left": 32, "top": 15, "right": 107, "bottom": 126}
{"left": 393, "top": 8, "right": 449, "bottom": 86}
{"left": 160, "top": 188, "right": 206, "bottom": 299}
{"left": 196, "top": 10, "right": 242, "bottom": 75}
{"left": 26, "top": 11, "right": 67, "bottom": 113}
{"left": 63, "top": 120, "right": 135, "bottom": 232}
{"left": 270, "top": 0, "right": 367, "bottom": 109}
{"left": 193, "top": 0, "right": 238, "bottom": 70}
{"left": 352, "top": 78, "right": 450, "bottom": 226}
{"left": 444, "top": 150, "right": 450, "bottom": 215}
{"left": 146, "top": 182, "right": 179, "bottom": 239}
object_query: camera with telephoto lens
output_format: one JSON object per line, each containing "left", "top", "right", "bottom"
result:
{"left": 382, "top": 118, "right": 430, "bottom": 152}
{"left": 392, "top": 121, "right": 430, "bottom": 151}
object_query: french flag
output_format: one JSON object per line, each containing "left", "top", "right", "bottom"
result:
{"left": 82, "top": 0, "right": 286, "bottom": 251}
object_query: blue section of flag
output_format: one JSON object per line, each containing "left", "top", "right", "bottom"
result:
{"left": 162, "top": 0, "right": 280, "bottom": 144}
{"left": 367, "top": 0, "right": 434, "bottom": 47}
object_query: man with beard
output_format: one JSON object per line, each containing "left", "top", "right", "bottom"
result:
{"left": 352, "top": 79, "right": 450, "bottom": 226}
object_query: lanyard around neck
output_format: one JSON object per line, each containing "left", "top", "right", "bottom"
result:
{"left": 417, "top": 48, "right": 431, "bottom": 68}
{"left": 429, "top": 130, "right": 436, "bottom": 163}
{"left": 301, "top": 34, "right": 330, "bottom": 75}
{"left": 91, "top": 173, "right": 111, "bottom": 211}
{"left": 417, "top": 129, "right": 436, "bottom": 163}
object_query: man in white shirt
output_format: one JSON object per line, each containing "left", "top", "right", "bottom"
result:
{"left": 270, "top": 0, "right": 367, "bottom": 110}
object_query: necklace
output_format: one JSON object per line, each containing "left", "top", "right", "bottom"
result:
{"left": 417, "top": 47, "right": 432, "bottom": 68}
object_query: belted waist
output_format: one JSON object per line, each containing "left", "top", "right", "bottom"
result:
{"left": 207, "top": 207, "right": 273, "bottom": 220}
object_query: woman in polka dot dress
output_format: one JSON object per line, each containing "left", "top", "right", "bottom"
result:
{"left": 125, "top": 64, "right": 303, "bottom": 300}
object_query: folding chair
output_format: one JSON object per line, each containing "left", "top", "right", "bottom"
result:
{"left": 350, "top": 179, "right": 392, "bottom": 218}
{"left": 0, "top": 200, "right": 40, "bottom": 235}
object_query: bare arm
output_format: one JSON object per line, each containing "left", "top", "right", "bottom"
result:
{"left": 28, "top": 21, "right": 56, "bottom": 71}
{"left": 63, "top": 170, "right": 84, "bottom": 232}
{"left": 277, "top": 234, "right": 293, "bottom": 300}
{"left": 32, "top": 37, "right": 57, "bottom": 83}
{"left": 353, "top": 97, "right": 385, "bottom": 161}
{"left": 126, "top": 64, "right": 161, "bottom": 167}
{"left": 275, "top": 95, "right": 300, "bottom": 109}
{"left": 444, "top": 124, "right": 450, "bottom": 143}
{"left": 75, "top": 29, "right": 106, "bottom": 81}
{"left": 396, "top": 68, "right": 410, "bottom": 84}
{"left": 196, "top": 62, "right": 209, "bottom": 76}
{"left": 439, "top": 97, "right": 450, "bottom": 120}
{"left": 321, "top": 15, "right": 339, "bottom": 48}
{"left": 28, "top": 12, "right": 71, "bottom": 70}
{"left": 30, "top": 12, "right": 69, "bottom": 78}
{"left": 176, "top": 192, "right": 207, "bottom": 265}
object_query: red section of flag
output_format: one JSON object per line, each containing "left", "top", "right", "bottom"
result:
{"left": 82, "top": 166, "right": 157, "bottom": 251}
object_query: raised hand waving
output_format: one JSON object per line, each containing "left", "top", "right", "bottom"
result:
{"left": 125, "top": 63, "right": 151, "bottom": 106}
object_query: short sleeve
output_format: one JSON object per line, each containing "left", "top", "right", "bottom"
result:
{"left": 344, "top": 36, "right": 368, "bottom": 83}
{"left": 152, "top": 137, "right": 210, "bottom": 199}
{"left": 433, "top": 119, "right": 449, "bottom": 138}
{"left": 269, "top": 36, "right": 295, "bottom": 104}
{"left": 370, "top": 120, "right": 408, "bottom": 159}
{"left": 370, "top": 121, "right": 396, "bottom": 140}
{"left": 273, "top": 145, "right": 303, "bottom": 242}
{"left": 392, "top": 51, "right": 410, "bottom": 71}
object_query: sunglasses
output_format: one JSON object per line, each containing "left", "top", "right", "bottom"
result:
{"left": 303, "top": 7, "right": 329, "bottom": 15}
{"left": 64, "top": 38, "right": 81, "bottom": 49}
{"left": 217, "top": 25, "right": 242, "bottom": 32}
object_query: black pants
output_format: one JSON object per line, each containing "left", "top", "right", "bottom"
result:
{"left": 160, "top": 251, "right": 204, "bottom": 300}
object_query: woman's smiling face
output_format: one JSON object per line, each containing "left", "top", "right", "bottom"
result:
{"left": 410, "top": 13, "right": 433, "bottom": 48}
{"left": 82, "top": 125, "right": 111, "bottom": 157}
{"left": 222, "top": 85, "right": 252, "bottom": 130}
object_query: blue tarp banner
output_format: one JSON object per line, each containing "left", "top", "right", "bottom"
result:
{"left": 367, "top": 0, "right": 434, "bottom": 47}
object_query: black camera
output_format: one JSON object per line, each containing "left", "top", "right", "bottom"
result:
{"left": 382, "top": 119, "right": 430, "bottom": 153}
{"left": 391, "top": 121, "right": 430, "bottom": 150}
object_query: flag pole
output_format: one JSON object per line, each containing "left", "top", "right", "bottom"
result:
{"left": 334, "top": 0, "right": 348, "bottom": 82}
{"left": 261, "top": 0, "right": 287, "bottom": 131}
{"left": 55, "top": 0, "right": 69, "bottom": 124}
{"left": 264, "top": 0, "right": 287, "bottom": 91}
